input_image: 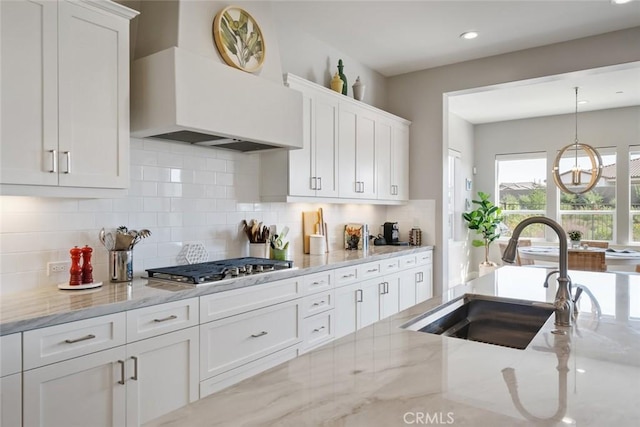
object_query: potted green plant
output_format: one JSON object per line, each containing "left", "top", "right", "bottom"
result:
{"left": 462, "top": 191, "right": 503, "bottom": 275}
{"left": 567, "top": 230, "right": 582, "bottom": 248}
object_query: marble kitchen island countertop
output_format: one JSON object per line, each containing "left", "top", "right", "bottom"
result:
{"left": 147, "top": 266, "right": 640, "bottom": 427}
{"left": 0, "top": 245, "right": 432, "bottom": 335}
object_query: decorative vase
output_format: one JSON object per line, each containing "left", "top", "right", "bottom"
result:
{"left": 478, "top": 261, "right": 498, "bottom": 277}
{"left": 330, "top": 72, "right": 343, "bottom": 93}
{"left": 337, "top": 59, "right": 348, "bottom": 96}
{"left": 352, "top": 76, "right": 365, "bottom": 101}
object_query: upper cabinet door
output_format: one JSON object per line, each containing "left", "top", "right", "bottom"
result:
{"left": 375, "top": 119, "right": 393, "bottom": 200}
{"left": 313, "top": 93, "right": 339, "bottom": 197}
{"left": 57, "top": 0, "right": 130, "bottom": 188}
{"left": 355, "top": 110, "right": 376, "bottom": 199}
{"left": 338, "top": 103, "right": 357, "bottom": 198}
{"left": 0, "top": 0, "right": 58, "bottom": 186}
{"left": 288, "top": 91, "right": 315, "bottom": 197}
{"left": 392, "top": 123, "right": 410, "bottom": 201}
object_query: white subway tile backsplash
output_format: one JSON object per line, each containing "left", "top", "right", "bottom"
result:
{"left": 0, "top": 140, "right": 433, "bottom": 295}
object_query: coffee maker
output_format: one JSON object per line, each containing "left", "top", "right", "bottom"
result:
{"left": 383, "top": 222, "right": 409, "bottom": 246}
{"left": 383, "top": 222, "right": 399, "bottom": 244}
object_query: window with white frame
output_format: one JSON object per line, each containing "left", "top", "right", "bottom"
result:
{"left": 558, "top": 148, "right": 616, "bottom": 241}
{"left": 630, "top": 148, "right": 640, "bottom": 242}
{"left": 496, "top": 153, "right": 547, "bottom": 238}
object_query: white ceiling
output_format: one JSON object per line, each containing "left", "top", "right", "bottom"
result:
{"left": 271, "top": 0, "right": 640, "bottom": 123}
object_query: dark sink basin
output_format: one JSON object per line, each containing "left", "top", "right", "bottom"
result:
{"left": 402, "top": 294, "right": 554, "bottom": 350}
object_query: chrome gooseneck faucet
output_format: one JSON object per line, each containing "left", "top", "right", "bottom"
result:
{"left": 501, "top": 217, "right": 573, "bottom": 327}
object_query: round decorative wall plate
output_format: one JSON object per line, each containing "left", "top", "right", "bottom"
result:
{"left": 212, "top": 6, "right": 265, "bottom": 73}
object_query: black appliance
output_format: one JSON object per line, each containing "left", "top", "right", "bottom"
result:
{"left": 145, "top": 257, "right": 294, "bottom": 285}
{"left": 383, "top": 222, "right": 409, "bottom": 246}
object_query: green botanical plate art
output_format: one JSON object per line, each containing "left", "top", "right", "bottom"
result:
{"left": 213, "top": 6, "right": 265, "bottom": 73}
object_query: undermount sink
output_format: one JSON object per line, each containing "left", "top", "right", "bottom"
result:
{"left": 402, "top": 294, "right": 554, "bottom": 350}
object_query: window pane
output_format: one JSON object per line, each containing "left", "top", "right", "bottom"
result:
{"left": 497, "top": 153, "right": 546, "bottom": 238}
{"left": 558, "top": 149, "right": 616, "bottom": 242}
{"left": 631, "top": 149, "right": 640, "bottom": 242}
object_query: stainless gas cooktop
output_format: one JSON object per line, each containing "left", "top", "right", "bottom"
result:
{"left": 145, "top": 257, "right": 294, "bottom": 285}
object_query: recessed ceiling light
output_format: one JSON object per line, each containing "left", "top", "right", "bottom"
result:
{"left": 611, "top": 0, "right": 634, "bottom": 4}
{"left": 460, "top": 31, "right": 478, "bottom": 40}
{"left": 578, "top": 100, "right": 589, "bottom": 105}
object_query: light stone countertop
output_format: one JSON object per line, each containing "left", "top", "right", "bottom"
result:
{"left": 0, "top": 246, "right": 432, "bottom": 335}
{"left": 147, "top": 266, "right": 640, "bottom": 427}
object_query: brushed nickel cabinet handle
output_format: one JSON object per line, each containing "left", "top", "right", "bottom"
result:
{"left": 341, "top": 273, "right": 355, "bottom": 279}
{"left": 312, "top": 301, "right": 326, "bottom": 306}
{"left": 311, "top": 177, "right": 317, "bottom": 190}
{"left": 49, "top": 149, "right": 58, "bottom": 173}
{"left": 356, "top": 289, "right": 363, "bottom": 303}
{"left": 63, "top": 151, "right": 71, "bottom": 174}
{"left": 64, "top": 334, "right": 96, "bottom": 344}
{"left": 317, "top": 176, "right": 322, "bottom": 190}
{"left": 313, "top": 326, "right": 326, "bottom": 332}
{"left": 153, "top": 314, "right": 177, "bottom": 323}
{"left": 366, "top": 268, "right": 378, "bottom": 273}
{"left": 251, "top": 331, "right": 268, "bottom": 338}
{"left": 379, "top": 282, "right": 386, "bottom": 295}
{"left": 131, "top": 356, "right": 138, "bottom": 380}
{"left": 117, "top": 360, "right": 125, "bottom": 385}
{"left": 385, "top": 282, "right": 390, "bottom": 294}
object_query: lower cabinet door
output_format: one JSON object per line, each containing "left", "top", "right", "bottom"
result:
{"left": 1, "top": 373, "right": 21, "bottom": 427}
{"left": 416, "top": 264, "right": 433, "bottom": 303}
{"left": 126, "top": 326, "right": 199, "bottom": 426}
{"left": 23, "top": 346, "right": 127, "bottom": 427}
{"left": 379, "top": 273, "right": 400, "bottom": 319}
{"left": 357, "top": 278, "right": 380, "bottom": 329}
{"left": 334, "top": 283, "right": 358, "bottom": 339}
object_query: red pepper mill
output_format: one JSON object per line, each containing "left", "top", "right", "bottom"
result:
{"left": 69, "top": 246, "right": 82, "bottom": 286}
{"left": 81, "top": 245, "right": 93, "bottom": 284}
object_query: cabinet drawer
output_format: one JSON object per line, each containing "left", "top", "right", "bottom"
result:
{"left": 380, "top": 257, "right": 400, "bottom": 273}
{"left": 400, "top": 255, "right": 418, "bottom": 268}
{"left": 334, "top": 265, "right": 358, "bottom": 287}
{"left": 23, "top": 312, "right": 126, "bottom": 370}
{"left": 199, "top": 299, "right": 301, "bottom": 380}
{"left": 416, "top": 250, "right": 433, "bottom": 266}
{"left": 1, "top": 333, "right": 21, "bottom": 376}
{"left": 301, "top": 310, "right": 335, "bottom": 353}
{"left": 200, "top": 278, "right": 301, "bottom": 323}
{"left": 358, "top": 262, "right": 381, "bottom": 279}
{"left": 301, "top": 290, "right": 334, "bottom": 318}
{"left": 126, "top": 297, "right": 198, "bottom": 342}
{"left": 302, "top": 271, "right": 334, "bottom": 295}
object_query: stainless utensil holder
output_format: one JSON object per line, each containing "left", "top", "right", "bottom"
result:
{"left": 109, "top": 250, "right": 133, "bottom": 282}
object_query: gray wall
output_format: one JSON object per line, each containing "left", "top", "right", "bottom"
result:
{"left": 387, "top": 27, "right": 640, "bottom": 293}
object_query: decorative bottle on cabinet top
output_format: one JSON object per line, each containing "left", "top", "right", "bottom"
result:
{"left": 352, "top": 76, "right": 365, "bottom": 101}
{"left": 337, "top": 59, "right": 348, "bottom": 95}
{"left": 330, "top": 72, "right": 344, "bottom": 93}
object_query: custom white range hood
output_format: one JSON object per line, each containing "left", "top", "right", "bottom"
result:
{"left": 131, "top": 47, "right": 302, "bottom": 152}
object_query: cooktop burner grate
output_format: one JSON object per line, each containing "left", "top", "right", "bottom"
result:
{"left": 145, "top": 257, "right": 294, "bottom": 285}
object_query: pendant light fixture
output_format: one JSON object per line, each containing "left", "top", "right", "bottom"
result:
{"left": 552, "top": 87, "right": 603, "bottom": 194}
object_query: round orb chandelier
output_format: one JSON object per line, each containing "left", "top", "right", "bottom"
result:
{"left": 552, "top": 87, "right": 603, "bottom": 195}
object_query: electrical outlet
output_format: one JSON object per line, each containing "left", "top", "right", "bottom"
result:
{"left": 47, "top": 261, "right": 70, "bottom": 276}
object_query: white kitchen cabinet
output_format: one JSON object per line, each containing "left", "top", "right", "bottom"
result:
{"left": 126, "top": 326, "right": 199, "bottom": 426}
{"left": 398, "top": 251, "right": 434, "bottom": 310}
{"left": 338, "top": 103, "right": 377, "bottom": 199}
{"left": 379, "top": 272, "right": 401, "bottom": 319}
{"left": 22, "top": 301, "right": 199, "bottom": 426}
{"left": 378, "top": 120, "right": 410, "bottom": 201}
{"left": 23, "top": 346, "right": 128, "bottom": 427}
{"left": 0, "top": 0, "right": 137, "bottom": 194}
{"left": 261, "top": 74, "right": 339, "bottom": 200}
{"left": 334, "top": 278, "right": 380, "bottom": 340}
{"left": 260, "top": 74, "right": 410, "bottom": 205}
{"left": 415, "top": 251, "right": 434, "bottom": 303}
{"left": 1, "top": 333, "right": 22, "bottom": 427}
